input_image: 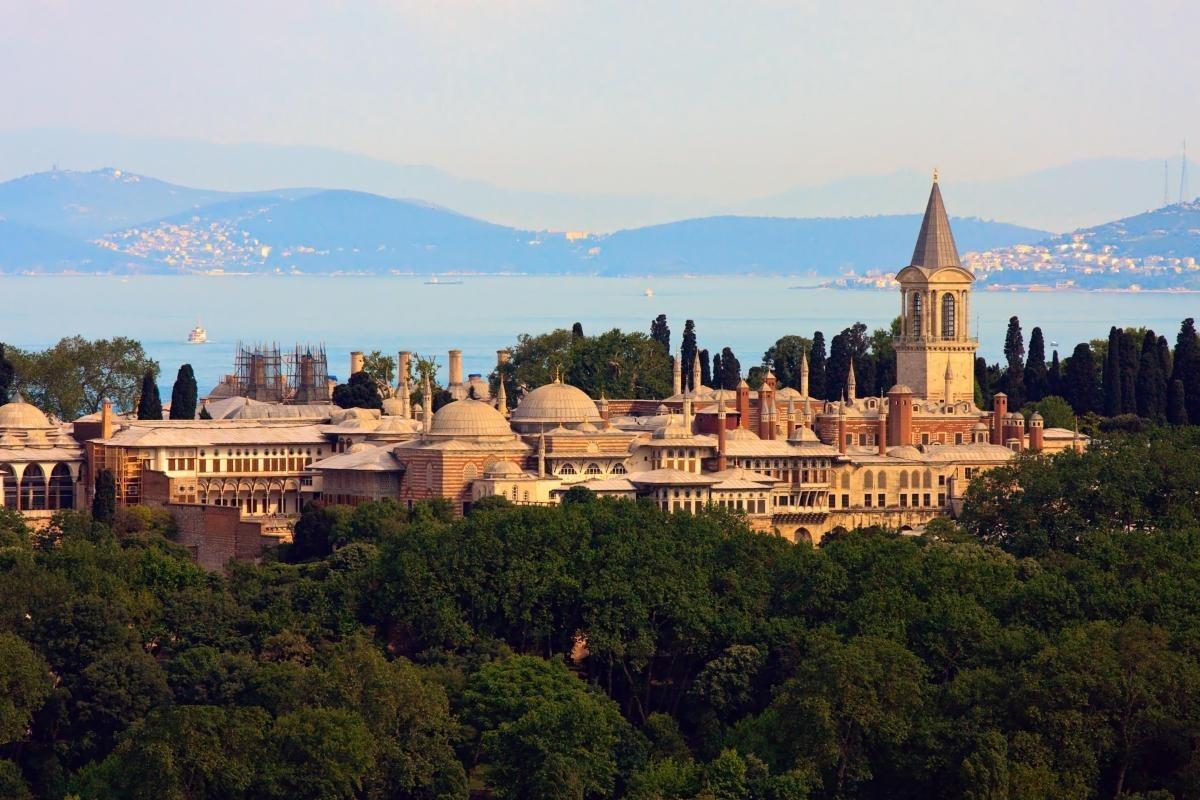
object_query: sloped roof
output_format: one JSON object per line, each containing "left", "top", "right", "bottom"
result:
{"left": 909, "top": 180, "right": 962, "bottom": 270}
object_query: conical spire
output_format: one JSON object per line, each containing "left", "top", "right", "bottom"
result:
{"left": 846, "top": 357, "right": 857, "bottom": 401}
{"left": 910, "top": 175, "right": 961, "bottom": 270}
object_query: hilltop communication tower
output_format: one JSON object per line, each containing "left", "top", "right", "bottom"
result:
{"left": 1182, "top": 139, "right": 1190, "bottom": 204}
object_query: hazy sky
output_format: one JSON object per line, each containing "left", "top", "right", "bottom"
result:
{"left": 3, "top": 0, "right": 1198, "bottom": 200}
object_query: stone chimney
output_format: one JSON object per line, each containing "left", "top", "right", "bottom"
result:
{"left": 448, "top": 349, "right": 463, "bottom": 388}
{"left": 991, "top": 393, "right": 1008, "bottom": 445}
{"left": 672, "top": 350, "right": 682, "bottom": 396}
{"left": 736, "top": 380, "right": 750, "bottom": 430}
{"left": 877, "top": 406, "right": 888, "bottom": 455}
{"left": 887, "top": 385, "right": 913, "bottom": 447}
{"left": 1029, "top": 411, "right": 1044, "bottom": 452}
{"left": 101, "top": 398, "right": 115, "bottom": 439}
{"left": 716, "top": 396, "right": 728, "bottom": 471}
{"left": 350, "top": 351, "right": 365, "bottom": 376}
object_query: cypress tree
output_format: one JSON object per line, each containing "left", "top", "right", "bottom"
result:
{"left": 681, "top": 320, "right": 697, "bottom": 392}
{"left": 699, "top": 349, "right": 711, "bottom": 388}
{"left": 650, "top": 314, "right": 670, "bottom": 352}
{"left": 169, "top": 364, "right": 198, "bottom": 420}
{"left": 718, "top": 347, "right": 741, "bottom": 390}
{"left": 1048, "top": 350, "right": 1062, "bottom": 397}
{"left": 809, "top": 332, "right": 827, "bottom": 400}
{"left": 199, "top": 405, "right": 213, "bottom": 420}
{"left": 1173, "top": 318, "right": 1200, "bottom": 423}
{"left": 1169, "top": 379, "right": 1189, "bottom": 425}
{"left": 1023, "top": 326, "right": 1049, "bottom": 402}
{"left": 0, "top": 344, "right": 13, "bottom": 404}
{"left": 826, "top": 333, "right": 850, "bottom": 399}
{"left": 1119, "top": 329, "right": 1139, "bottom": 414}
{"left": 974, "top": 356, "right": 992, "bottom": 408}
{"left": 571, "top": 322, "right": 584, "bottom": 338}
{"left": 92, "top": 468, "right": 116, "bottom": 524}
{"left": 1064, "top": 342, "right": 1099, "bottom": 415}
{"left": 999, "top": 316, "right": 1025, "bottom": 408}
{"left": 1136, "top": 329, "right": 1166, "bottom": 421}
{"left": 1103, "top": 326, "right": 1122, "bottom": 417}
{"left": 136, "top": 371, "right": 162, "bottom": 420}
{"left": 711, "top": 352, "right": 722, "bottom": 388}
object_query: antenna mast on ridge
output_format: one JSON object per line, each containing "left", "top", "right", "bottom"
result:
{"left": 1164, "top": 159, "right": 1170, "bottom": 207}
{"left": 1181, "top": 140, "right": 1190, "bottom": 204}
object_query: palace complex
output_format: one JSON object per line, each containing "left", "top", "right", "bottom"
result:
{"left": 0, "top": 178, "right": 1086, "bottom": 568}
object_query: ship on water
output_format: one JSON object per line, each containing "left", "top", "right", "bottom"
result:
{"left": 187, "top": 320, "right": 208, "bottom": 344}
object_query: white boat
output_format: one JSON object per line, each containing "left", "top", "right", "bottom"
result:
{"left": 644, "top": 288, "right": 654, "bottom": 297}
{"left": 187, "top": 321, "right": 208, "bottom": 344}
{"left": 424, "top": 275, "right": 464, "bottom": 285}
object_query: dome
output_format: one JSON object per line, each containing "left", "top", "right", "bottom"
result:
{"left": 0, "top": 399, "right": 51, "bottom": 429}
{"left": 788, "top": 425, "right": 821, "bottom": 444}
{"left": 483, "top": 460, "right": 523, "bottom": 478}
{"left": 510, "top": 381, "right": 600, "bottom": 426}
{"left": 429, "top": 399, "right": 514, "bottom": 440}
{"left": 375, "top": 416, "right": 419, "bottom": 433}
{"left": 381, "top": 397, "right": 404, "bottom": 416}
{"left": 888, "top": 384, "right": 914, "bottom": 395}
{"left": 726, "top": 427, "right": 760, "bottom": 441}
{"left": 346, "top": 442, "right": 373, "bottom": 454}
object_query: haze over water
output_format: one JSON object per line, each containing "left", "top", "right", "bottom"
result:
{"left": 4, "top": 275, "right": 1196, "bottom": 398}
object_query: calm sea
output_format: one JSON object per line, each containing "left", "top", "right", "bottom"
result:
{"left": 2, "top": 275, "right": 1197, "bottom": 398}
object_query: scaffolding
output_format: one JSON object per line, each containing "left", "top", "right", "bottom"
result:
{"left": 287, "top": 343, "right": 331, "bottom": 404}
{"left": 233, "top": 342, "right": 285, "bottom": 402}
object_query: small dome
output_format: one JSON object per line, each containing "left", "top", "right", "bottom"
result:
{"left": 788, "top": 425, "right": 820, "bottom": 443}
{"left": 973, "top": 421, "right": 989, "bottom": 431}
{"left": 1030, "top": 411, "right": 1044, "bottom": 422}
{"left": 381, "top": 397, "right": 404, "bottom": 416}
{"left": 429, "top": 399, "right": 513, "bottom": 439}
{"left": 888, "top": 384, "right": 914, "bottom": 395}
{"left": 726, "top": 427, "right": 760, "bottom": 441}
{"left": 0, "top": 399, "right": 51, "bottom": 429}
{"left": 776, "top": 387, "right": 802, "bottom": 399}
{"left": 375, "top": 416, "right": 419, "bottom": 433}
{"left": 346, "top": 442, "right": 373, "bottom": 454}
{"left": 510, "top": 380, "right": 600, "bottom": 426}
{"left": 483, "top": 460, "right": 523, "bottom": 478}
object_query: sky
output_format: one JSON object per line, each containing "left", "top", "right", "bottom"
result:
{"left": 2, "top": 0, "right": 1199, "bottom": 201}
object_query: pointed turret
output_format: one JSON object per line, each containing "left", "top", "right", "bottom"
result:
{"left": 944, "top": 357, "right": 954, "bottom": 405}
{"left": 496, "top": 378, "right": 508, "bottom": 418}
{"left": 846, "top": 357, "right": 857, "bottom": 402}
{"left": 672, "top": 349, "right": 682, "bottom": 396}
{"left": 691, "top": 351, "right": 703, "bottom": 392}
{"left": 909, "top": 172, "right": 962, "bottom": 270}
{"left": 800, "top": 350, "right": 810, "bottom": 397}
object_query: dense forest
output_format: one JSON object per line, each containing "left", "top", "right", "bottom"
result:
{"left": 4, "top": 427, "right": 1200, "bottom": 798}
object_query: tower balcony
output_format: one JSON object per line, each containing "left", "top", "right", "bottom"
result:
{"left": 893, "top": 334, "right": 979, "bottom": 349}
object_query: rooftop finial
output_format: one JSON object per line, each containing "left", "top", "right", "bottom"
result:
{"left": 933, "top": 167, "right": 939, "bottom": 183}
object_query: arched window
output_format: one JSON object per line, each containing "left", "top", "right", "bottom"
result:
{"left": 941, "top": 293, "right": 956, "bottom": 339}
{"left": 584, "top": 463, "right": 602, "bottom": 476}
{"left": 899, "top": 470, "right": 909, "bottom": 489}
{"left": 923, "top": 470, "right": 933, "bottom": 488}
{"left": 877, "top": 471, "right": 887, "bottom": 489}
{"left": 49, "top": 464, "right": 74, "bottom": 510}
{"left": 611, "top": 463, "right": 627, "bottom": 475}
{"left": 911, "top": 292, "right": 923, "bottom": 335}
{"left": 840, "top": 473, "right": 850, "bottom": 489}
{"left": 462, "top": 463, "right": 478, "bottom": 482}
{"left": 20, "top": 464, "right": 47, "bottom": 511}
{"left": 0, "top": 465, "right": 16, "bottom": 510}
{"left": 910, "top": 469, "right": 920, "bottom": 488}
{"left": 559, "top": 463, "right": 577, "bottom": 475}
{"left": 864, "top": 471, "right": 874, "bottom": 490}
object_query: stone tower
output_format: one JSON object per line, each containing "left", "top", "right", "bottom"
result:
{"left": 893, "top": 175, "right": 978, "bottom": 404}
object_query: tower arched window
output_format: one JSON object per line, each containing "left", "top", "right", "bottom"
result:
{"left": 50, "top": 464, "right": 74, "bottom": 510}
{"left": 941, "top": 293, "right": 956, "bottom": 339}
{"left": 0, "top": 465, "right": 16, "bottom": 510}
{"left": 911, "top": 292, "right": 923, "bottom": 336}
{"left": 20, "top": 464, "right": 47, "bottom": 511}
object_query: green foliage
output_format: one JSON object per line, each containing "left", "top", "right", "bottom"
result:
{"left": 136, "top": 371, "right": 162, "bottom": 420}
{"left": 1022, "top": 395, "right": 1075, "bottom": 429}
{"left": 91, "top": 468, "right": 117, "bottom": 524}
{"left": 500, "top": 326, "right": 673, "bottom": 400}
{"left": 0, "top": 343, "right": 14, "bottom": 405}
{"left": 0, "top": 632, "right": 53, "bottom": 744}
{"left": 361, "top": 350, "right": 396, "bottom": 386}
{"left": 762, "top": 335, "right": 812, "bottom": 391}
{"left": 332, "top": 370, "right": 384, "bottom": 410}
{"left": 6, "top": 335, "right": 158, "bottom": 419}
{"left": 168, "top": 363, "right": 198, "bottom": 419}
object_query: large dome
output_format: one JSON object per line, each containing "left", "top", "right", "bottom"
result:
{"left": 510, "top": 380, "right": 601, "bottom": 427}
{"left": 0, "top": 400, "right": 51, "bottom": 429}
{"left": 429, "top": 399, "right": 514, "bottom": 439}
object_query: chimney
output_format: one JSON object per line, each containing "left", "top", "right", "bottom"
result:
{"left": 736, "top": 380, "right": 750, "bottom": 430}
{"left": 101, "top": 398, "right": 114, "bottom": 439}
{"left": 496, "top": 349, "right": 511, "bottom": 366}
{"left": 800, "top": 350, "right": 810, "bottom": 398}
{"left": 991, "top": 393, "right": 1008, "bottom": 445}
{"left": 598, "top": 394, "right": 609, "bottom": 428}
{"left": 398, "top": 351, "right": 411, "bottom": 384}
{"left": 448, "top": 349, "right": 463, "bottom": 388}
{"left": 672, "top": 350, "right": 682, "bottom": 396}
{"left": 1029, "top": 412, "right": 1044, "bottom": 452}
{"left": 877, "top": 407, "right": 888, "bottom": 455}
{"left": 887, "top": 385, "right": 913, "bottom": 447}
{"left": 422, "top": 372, "right": 434, "bottom": 438}
{"left": 786, "top": 398, "right": 796, "bottom": 439}
{"left": 716, "top": 397, "right": 728, "bottom": 471}
{"left": 683, "top": 394, "right": 693, "bottom": 433}
{"left": 837, "top": 403, "right": 847, "bottom": 455}
{"left": 350, "top": 350, "right": 365, "bottom": 376}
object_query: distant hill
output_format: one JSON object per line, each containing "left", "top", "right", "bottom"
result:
{"left": 740, "top": 158, "right": 1200, "bottom": 233}
{"left": 2, "top": 129, "right": 1196, "bottom": 232}
{"left": 0, "top": 168, "right": 239, "bottom": 238}
{"left": 962, "top": 201, "right": 1200, "bottom": 289}
{"left": 587, "top": 214, "right": 1046, "bottom": 276}
{"left": 0, "top": 168, "right": 1049, "bottom": 276}
{"left": 0, "top": 219, "right": 146, "bottom": 273}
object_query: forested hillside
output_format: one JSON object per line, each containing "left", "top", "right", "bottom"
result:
{"left": 5, "top": 429, "right": 1200, "bottom": 798}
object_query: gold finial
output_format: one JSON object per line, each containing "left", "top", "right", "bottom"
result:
{"left": 554, "top": 365, "right": 562, "bottom": 384}
{"left": 933, "top": 167, "right": 939, "bottom": 183}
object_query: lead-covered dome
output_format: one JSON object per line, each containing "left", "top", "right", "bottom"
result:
{"left": 0, "top": 399, "right": 51, "bottom": 429}
{"left": 429, "top": 399, "right": 514, "bottom": 440}
{"left": 510, "top": 380, "right": 600, "bottom": 429}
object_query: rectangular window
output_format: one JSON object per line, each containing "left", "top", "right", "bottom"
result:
{"left": 878, "top": 493, "right": 886, "bottom": 507}
{"left": 841, "top": 494, "right": 850, "bottom": 508}
{"left": 864, "top": 494, "right": 872, "bottom": 507}
{"left": 900, "top": 494, "right": 907, "bottom": 508}
{"left": 923, "top": 493, "right": 931, "bottom": 507}
{"left": 921, "top": 433, "right": 930, "bottom": 445}
{"left": 829, "top": 494, "right": 837, "bottom": 508}
{"left": 938, "top": 493, "right": 946, "bottom": 506}
{"left": 955, "top": 433, "right": 963, "bottom": 444}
